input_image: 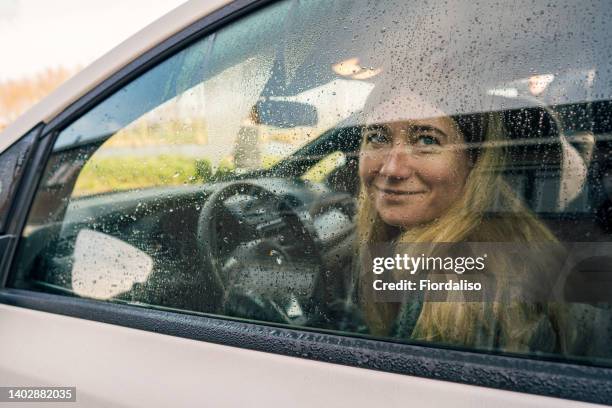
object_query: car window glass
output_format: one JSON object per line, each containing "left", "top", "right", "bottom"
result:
{"left": 0, "top": 130, "right": 36, "bottom": 233}
{"left": 11, "top": 0, "right": 612, "bottom": 368}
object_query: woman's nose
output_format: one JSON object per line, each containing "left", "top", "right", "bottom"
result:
{"left": 379, "top": 142, "right": 414, "bottom": 179}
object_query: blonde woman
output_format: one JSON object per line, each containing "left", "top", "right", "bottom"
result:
{"left": 355, "top": 88, "right": 572, "bottom": 354}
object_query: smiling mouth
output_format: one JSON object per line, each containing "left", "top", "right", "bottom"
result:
{"left": 374, "top": 185, "right": 427, "bottom": 196}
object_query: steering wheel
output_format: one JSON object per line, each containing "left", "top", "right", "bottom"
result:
{"left": 196, "top": 181, "right": 322, "bottom": 320}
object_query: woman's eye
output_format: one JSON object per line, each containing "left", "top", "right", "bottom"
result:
{"left": 365, "top": 130, "right": 390, "bottom": 146}
{"left": 416, "top": 135, "right": 440, "bottom": 146}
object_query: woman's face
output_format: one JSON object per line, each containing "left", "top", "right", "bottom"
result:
{"left": 359, "top": 116, "right": 471, "bottom": 228}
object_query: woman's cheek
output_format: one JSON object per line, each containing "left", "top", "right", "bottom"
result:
{"left": 413, "top": 156, "right": 450, "bottom": 183}
{"left": 419, "top": 152, "right": 468, "bottom": 184}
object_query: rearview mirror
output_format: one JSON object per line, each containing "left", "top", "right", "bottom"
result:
{"left": 254, "top": 99, "right": 318, "bottom": 128}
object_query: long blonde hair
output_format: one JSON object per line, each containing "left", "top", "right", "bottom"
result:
{"left": 357, "top": 112, "right": 563, "bottom": 352}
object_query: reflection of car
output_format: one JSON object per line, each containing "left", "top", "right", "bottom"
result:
{"left": 1, "top": 0, "right": 612, "bottom": 406}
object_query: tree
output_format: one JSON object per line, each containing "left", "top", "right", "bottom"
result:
{"left": 0, "top": 66, "right": 78, "bottom": 131}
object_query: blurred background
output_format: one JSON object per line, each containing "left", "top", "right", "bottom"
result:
{"left": 0, "top": 0, "right": 187, "bottom": 132}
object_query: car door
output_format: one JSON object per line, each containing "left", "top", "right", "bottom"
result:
{"left": 1, "top": 0, "right": 612, "bottom": 406}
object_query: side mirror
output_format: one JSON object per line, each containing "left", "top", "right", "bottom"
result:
{"left": 254, "top": 99, "right": 318, "bottom": 128}
{"left": 71, "top": 229, "right": 153, "bottom": 299}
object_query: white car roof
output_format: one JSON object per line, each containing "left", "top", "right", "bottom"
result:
{"left": 0, "top": 0, "right": 232, "bottom": 154}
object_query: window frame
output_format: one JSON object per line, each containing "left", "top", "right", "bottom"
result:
{"left": 1, "top": 0, "right": 612, "bottom": 404}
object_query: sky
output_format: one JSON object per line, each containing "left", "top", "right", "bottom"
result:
{"left": 0, "top": 0, "right": 188, "bottom": 82}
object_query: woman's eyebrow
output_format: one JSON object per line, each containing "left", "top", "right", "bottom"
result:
{"left": 364, "top": 123, "right": 391, "bottom": 133}
{"left": 409, "top": 124, "right": 448, "bottom": 140}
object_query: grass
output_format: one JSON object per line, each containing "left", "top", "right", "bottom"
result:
{"left": 73, "top": 155, "right": 232, "bottom": 197}
{"left": 70, "top": 120, "right": 300, "bottom": 197}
